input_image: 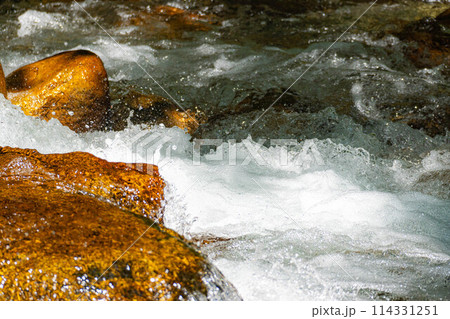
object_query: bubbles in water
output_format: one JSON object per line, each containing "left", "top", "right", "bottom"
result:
{"left": 2, "top": 0, "right": 449, "bottom": 300}
{"left": 17, "top": 10, "right": 69, "bottom": 37}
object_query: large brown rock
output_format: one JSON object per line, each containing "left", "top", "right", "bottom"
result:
{"left": 0, "top": 146, "right": 165, "bottom": 223}
{"left": 0, "top": 63, "right": 6, "bottom": 98}
{"left": 0, "top": 146, "right": 241, "bottom": 300}
{"left": 5, "top": 50, "right": 110, "bottom": 133}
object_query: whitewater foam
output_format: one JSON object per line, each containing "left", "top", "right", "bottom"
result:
{"left": 1, "top": 93, "right": 449, "bottom": 300}
{"left": 18, "top": 10, "right": 69, "bottom": 37}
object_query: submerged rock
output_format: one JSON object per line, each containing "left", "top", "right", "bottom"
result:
{"left": 413, "top": 169, "right": 450, "bottom": 200}
{"left": 380, "top": 90, "right": 449, "bottom": 138}
{"left": 193, "top": 87, "right": 322, "bottom": 141}
{"left": 0, "top": 63, "right": 5, "bottom": 98}
{"left": 117, "top": 5, "right": 217, "bottom": 39}
{"left": 0, "top": 146, "right": 242, "bottom": 301}
{"left": 210, "top": 0, "right": 334, "bottom": 14}
{"left": 0, "top": 146, "right": 165, "bottom": 223}
{"left": 5, "top": 50, "right": 110, "bottom": 133}
{"left": 397, "top": 8, "right": 450, "bottom": 69}
{"left": 218, "top": 88, "right": 308, "bottom": 115}
{"left": 110, "top": 90, "right": 202, "bottom": 134}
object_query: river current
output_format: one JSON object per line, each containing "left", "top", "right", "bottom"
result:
{"left": 0, "top": 0, "right": 449, "bottom": 300}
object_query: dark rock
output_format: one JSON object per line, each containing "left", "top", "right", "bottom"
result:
{"left": 397, "top": 8, "right": 450, "bottom": 69}
{"left": 109, "top": 89, "right": 203, "bottom": 134}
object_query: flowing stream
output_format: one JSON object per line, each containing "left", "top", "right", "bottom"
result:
{"left": 0, "top": 0, "right": 449, "bottom": 300}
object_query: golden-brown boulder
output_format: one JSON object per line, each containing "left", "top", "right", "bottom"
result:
{"left": 5, "top": 50, "right": 110, "bottom": 133}
{"left": 0, "top": 146, "right": 165, "bottom": 223}
{"left": 0, "top": 182, "right": 239, "bottom": 301}
{"left": 0, "top": 146, "right": 241, "bottom": 300}
{"left": 110, "top": 90, "right": 202, "bottom": 134}
{"left": 0, "top": 62, "right": 6, "bottom": 98}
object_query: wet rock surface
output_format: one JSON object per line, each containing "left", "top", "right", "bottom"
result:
{"left": 0, "top": 146, "right": 241, "bottom": 300}
{"left": 0, "top": 181, "right": 240, "bottom": 300}
{"left": 5, "top": 50, "right": 110, "bottom": 133}
{"left": 116, "top": 5, "right": 217, "bottom": 39}
{"left": 0, "top": 63, "right": 5, "bottom": 98}
{"left": 413, "top": 169, "right": 450, "bottom": 200}
{"left": 109, "top": 88, "right": 202, "bottom": 134}
{"left": 397, "top": 8, "right": 450, "bottom": 69}
{"left": 0, "top": 146, "right": 165, "bottom": 223}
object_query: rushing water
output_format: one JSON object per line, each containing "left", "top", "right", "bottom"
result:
{"left": 0, "top": 0, "right": 449, "bottom": 300}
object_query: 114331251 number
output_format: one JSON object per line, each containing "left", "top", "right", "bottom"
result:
{"left": 372, "top": 305, "right": 438, "bottom": 316}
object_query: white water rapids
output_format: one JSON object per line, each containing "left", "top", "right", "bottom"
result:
{"left": 1, "top": 94, "right": 449, "bottom": 300}
{"left": 0, "top": 2, "right": 449, "bottom": 300}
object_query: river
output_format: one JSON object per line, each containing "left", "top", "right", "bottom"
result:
{"left": 0, "top": 0, "right": 449, "bottom": 300}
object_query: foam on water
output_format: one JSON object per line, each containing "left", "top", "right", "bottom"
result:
{"left": 69, "top": 39, "right": 158, "bottom": 81}
{"left": 0, "top": 96, "right": 85, "bottom": 152}
{"left": 17, "top": 10, "right": 69, "bottom": 37}
{"left": 1, "top": 95, "right": 448, "bottom": 300}
{"left": 198, "top": 55, "right": 260, "bottom": 78}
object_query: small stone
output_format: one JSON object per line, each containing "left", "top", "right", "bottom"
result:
{"left": 110, "top": 89, "right": 203, "bottom": 134}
